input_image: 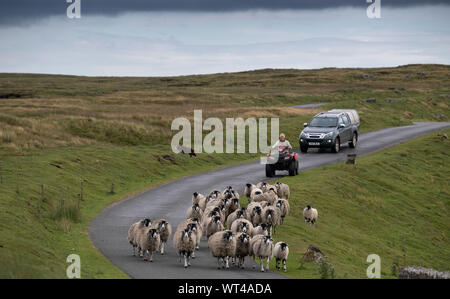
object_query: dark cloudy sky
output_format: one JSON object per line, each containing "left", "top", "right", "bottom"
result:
{"left": 0, "top": 0, "right": 449, "bottom": 76}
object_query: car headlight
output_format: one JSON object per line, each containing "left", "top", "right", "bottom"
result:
{"left": 323, "top": 132, "right": 334, "bottom": 138}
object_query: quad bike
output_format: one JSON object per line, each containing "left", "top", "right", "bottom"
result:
{"left": 265, "top": 146, "right": 299, "bottom": 177}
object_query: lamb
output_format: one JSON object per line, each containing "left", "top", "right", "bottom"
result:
{"left": 206, "top": 215, "right": 225, "bottom": 239}
{"left": 230, "top": 218, "right": 254, "bottom": 235}
{"left": 234, "top": 232, "right": 251, "bottom": 269}
{"left": 244, "top": 183, "right": 257, "bottom": 202}
{"left": 276, "top": 199, "right": 290, "bottom": 224}
{"left": 127, "top": 218, "right": 151, "bottom": 256}
{"left": 192, "top": 192, "right": 207, "bottom": 211}
{"left": 173, "top": 228, "right": 196, "bottom": 268}
{"left": 136, "top": 227, "right": 160, "bottom": 262}
{"left": 150, "top": 219, "right": 172, "bottom": 255}
{"left": 275, "top": 182, "right": 290, "bottom": 199}
{"left": 273, "top": 242, "right": 289, "bottom": 272}
{"left": 252, "top": 223, "right": 269, "bottom": 237}
{"left": 249, "top": 234, "right": 274, "bottom": 272}
{"left": 226, "top": 207, "right": 247, "bottom": 229}
{"left": 186, "top": 203, "right": 204, "bottom": 220}
{"left": 262, "top": 205, "right": 281, "bottom": 236}
{"left": 303, "top": 205, "right": 318, "bottom": 226}
{"left": 208, "top": 230, "right": 237, "bottom": 269}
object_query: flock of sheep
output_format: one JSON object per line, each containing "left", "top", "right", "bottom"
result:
{"left": 127, "top": 181, "right": 319, "bottom": 273}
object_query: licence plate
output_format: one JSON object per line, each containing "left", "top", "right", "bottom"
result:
{"left": 309, "top": 142, "right": 320, "bottom": 146}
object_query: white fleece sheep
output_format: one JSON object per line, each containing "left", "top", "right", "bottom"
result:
{"left": 262, "top": 205, "right": 281, "bottom": 236}
{"left": 208, "top": 230, "right": 237, "bottom": 269}
{"left": 276, "top": 199, "right": 290, "bottom": 224}
{"left": 206, "top": 215, "right": 225, "bottom": 239}
{"left": 273, "top": 242, "right": 289, "bottom": 272}
{"left": 230, "top": 218, "right": 254, "bottom": 235}
{"left": 250, "top": 234, "right": 274, "bottom": 272}
{"left": 303, "top": 205, "right": 318, "bottom": 226}
{"left": 252, "top": 224, "right": 269, "bottom": 237}
{"left": 244, "top": 183, "right": 257, "bottom": 202}
{"left": 127, "top": 218, "right": 151, "bottom": 256}
{"left": 224, "top": 197, "right": 240, "bottom": 219}
{"left": 275, "top": 182, "right": 290, "bottom": 199}
{"left": 150, "top": 219, "right": 172, "bottom": 255}
{"left": 136, "top": 227, "right": 160, "bottom": 262}
{"left": 246, "top": 202, "right": 264, "bottom": 227}
{"left": 173, "top": 228, "right": 196, "bottom": 268}
{"left": 252, "top": 189, "right": 279, "bottom": 205}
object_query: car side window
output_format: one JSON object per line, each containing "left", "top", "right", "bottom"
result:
{"left": 343, "top": 115, "right": 350, "bottom": 125}
{"left": 338, "top": 117, "right": 344, "bottom": 125}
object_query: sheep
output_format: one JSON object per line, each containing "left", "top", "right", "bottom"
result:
{"left": 224, "top": 197, "right": 240, "bottom": 219}
{"left": 209, "top": 189, "right": 224, "bottom": 200}
{"left": 303, "top": 205, "right": 318, "bottom": 226}
{"left": 192, "top": 192, "right": 207, "bottom": 211}
{"left": 264, "top": 184, "right": 277, "bottom": 194}
{"left": 252, "top": 189, "right": 278, "bottom": 205}
{"left": 234, "top": 232, "right": 251, "bottom": 269}
{"left": 230, "top": 218, "right": 254, "bottom": 235}
{"left": 204, "top": 204, "right": 225, "bottom": 223}
{"left": 150, "top": 219, "right": 172, "bottom": 255}
{"left": 127, "top": 218, "right": 151, "bottom": 256}
{"left": 262, "top": 205, "right": 281, "bottom": 236}
{"left": 256, "top": 181, "right": 265, "bottom": 189}
{"left": 276, "top": 199, "right": 290, "bottom": 224}
{"left": 252, "top": 223, "right": 269, "bottom": 237}
{"left": 273, "top": 242, "right": 289, "bottom": 272}
{"left": 173, "top": 228, "right": 196, "bottom": 268}
{"left": 206, "top": 215, "right": 225, "bottom": 239}
{"left": 250, "top": 234, "right": 274, "bottom": 272}
{"left": 136, "top": 227, "right": 160, "bottom": 262}
{"left": 177, "top": 218, "right": 201, "bottom": 255}
{"left": 201, "top": 209, "right": 220, "bottom": 234}
{"left": 177, "top": 217, "right": 200, "bottom": 232}
{"left": 275, "top": 182, "right": 290, "bottom": 199}
{"left": 208, "top": 230, "right": 237, "bottom": 269}
{"left": 246, "top": 202, "right": 264, "bottom": 226}
{"left": 250, "top": 188, "right": 264, "bottom": 201}
{"left": 186, "top": 203, "right": 204, "bottom": 220}
{"left": 226, "top": 207, "right": 247, "bottom": 229}
{"left": 244, "top": 183, "right": 257, "bottom": 202}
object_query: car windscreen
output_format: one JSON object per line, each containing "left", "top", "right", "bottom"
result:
{"left": 309, "top": 117, "right": 338, "bottom": 127}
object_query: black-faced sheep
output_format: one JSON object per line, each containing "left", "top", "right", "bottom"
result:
{"left": 246, "top": 202, "right": 264, "bottom": 227}
{"left": 252, "top": 189, "right": 278, "bottom": 205}
{"left": 244, "top": 183, "right": 257, "bottom": 202}
{"left": 127, "top": 218, "right": 151, "bottom": 256}
{"left": 173, "top": 228, "right": 196, "bottom": 268}
{"left": 234, "top": 232, "right": 251, "bottom": 269}
{"left": 186, "top": 203, "right": 204, "bottom": 220}
{"left": 252, "top": 223, "right": 269, "bottom": 237}
{"left": 303, "top": 205, "right": 318, "bottom": 226}
{"left": 150, "top": 219, "right": 172, "bottom": 255}
{"left": 230, "top": 218, "right": 254, "bottom": 235}
{"left": 275, "top": 182, "right": 290, "bottom": 199}
{"left": 192, "top": 192, "right": 207, "bottom": 211}
{"left": 276, "top": 199, "right": 290, "bottom": 224}
{"left": 226, "top": 207, "right": 247, "bottom": 229}
{"left": 224, "top": 197, "right": 240, "bottom": 219}
{"left": 250, "top": 234, "right": 274, "bottom": 272}
{"left": 273, "top": 242, "right": 289, "bottom": 272}
{"left": 206, "top": 215, "right": 225, "bottom": 239}
{"left": 136, "top": 227, "right": 160, "bottom": 262}
{"left": 262, "top": 205, "right": 281, "bottom": 236}
{"left": 208, "top": 230, "right": 237, "bottom": 269}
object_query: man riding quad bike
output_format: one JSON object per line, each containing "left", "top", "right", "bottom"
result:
{"left": 265, "top": 134, "right": 299, "bottom": 177}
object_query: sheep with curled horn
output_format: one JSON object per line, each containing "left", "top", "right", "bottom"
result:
{"left": 208, "top": 230, "right": 237, "bottom": 269}
{"left": 226, "top": 207, "right": 247, "bottom": 229}
{"left": 127, "top": 218, "right": 151, "bottom": 257}
{"left": 192, "top": 192, "right": 207, "bottom": 211}
{"left": 150, "top": 219, "right": 172, "bottom": 255}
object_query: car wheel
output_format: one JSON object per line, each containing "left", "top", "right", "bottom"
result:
{"left": 288, "top": 161, "right": 296, "bottom": 176}
{"left": 349, "top": 133, "right": 357, "bottom": 148}
{"left": 265, "top": 164, "right": 273, "bottom": 177}
{"left": 332, "top": 137, "right": 340, "bottom": 153}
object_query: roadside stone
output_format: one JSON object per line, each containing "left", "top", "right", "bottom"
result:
{"left": 302, "top": 245, "right": 326, "bottom": 263}
{"left": 398, "top": 266, "right": 450, "bottom": 279}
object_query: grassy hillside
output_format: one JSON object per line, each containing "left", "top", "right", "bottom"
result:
{"left": 0, "top": 64, "right": 449, "bottom": 278}
{"left": 259, "top": 128, "right": 450, "bottom": 278}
